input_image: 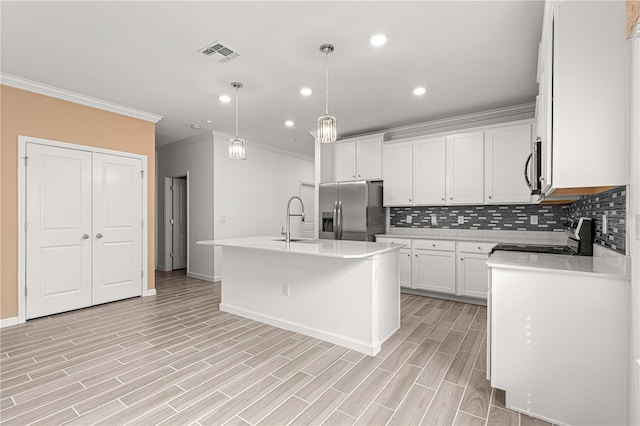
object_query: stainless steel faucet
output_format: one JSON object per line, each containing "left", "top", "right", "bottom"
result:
{"left": 283, "top": 196, "right": 305, "bottom": 244}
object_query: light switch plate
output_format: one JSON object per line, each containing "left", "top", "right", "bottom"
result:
{"left": 406, "top": 215, "right": 412, "bottom": 224}
{"left": 458, "top": 215, "right": 464, "bottom": 224}
{"left": 431, "top": 214, "right": 437, "bottom": 225}
{"left": 530, "top": 215, "right": 538, "bottom": 225}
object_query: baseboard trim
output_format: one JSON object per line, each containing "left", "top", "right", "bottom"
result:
{"left": 401, "top": 288, "right": 487, "bottom": 306}
{"left": 187, "top": 271, "right": 218, "bottom": 282}
{"left": 220, "top": 303, "right": 379, "bottom": 356}
{"left": 0, "top": 317, "right": 19, "bottom": 328}
{"left": 142, "top": 288, "right": 157, "bottom": 297}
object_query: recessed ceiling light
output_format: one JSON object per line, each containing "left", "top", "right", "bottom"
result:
{"left": 285, "top": 120, "right": 295, "bottom": 127}
{"left": 205, "top": 120, "right": 212, "bottom": 124}
{"left": 413, "top": 87, "right": 427, "bottom": 96}
{"left": 300, "top": 87, "right": 312, "bottom": 96}
{"left": 191, "top": 124, "right": 201, "bottom": 130}
{"left": 218, "top": 95, "right": 231, "bottom": 103}
{"left": 369, "top": 33, "right": 389, "bottom": 47}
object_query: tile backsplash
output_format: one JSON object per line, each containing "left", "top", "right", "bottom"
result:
{"left": 565, "top": 186, "right": 626, "bottom": 254}
{"left": 390, "top": 185, "right": 627, "bottom": 254}
{"left": 390, "top": 204, "right": 567, "bottom": 231}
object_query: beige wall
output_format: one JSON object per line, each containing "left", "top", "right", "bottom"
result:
{"left": 629, "top": 0, "right": 640, "bottom": 36}
{"left": 0, "top": 85, "right": 156, "bottom": 320}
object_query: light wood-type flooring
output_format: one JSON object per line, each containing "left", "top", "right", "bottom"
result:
{"left": 0, "top": 270, "right": 550, "bottom": 425}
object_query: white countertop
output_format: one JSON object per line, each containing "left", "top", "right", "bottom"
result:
{"left": 486, "top": 250, "right": 630, "bottom": 280}
{"left": 196, "top": 237, "right": 403, "bottom": 259}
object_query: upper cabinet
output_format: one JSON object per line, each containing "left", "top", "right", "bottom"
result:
{"left": 413, "top": 137, "right": 446, "bottom": 205}
{"left": 484, "top": 124, "right": 533, "bottom": 204}
{"left": 384, "top": 130, "right": 487, "bottom": 207}
{"left": 382, "top": 141, "right": 413, "bottom": 206}
{"left": 445, "top": 132, "right": 484, "bottom": 205}
{"left": 537, "top": 1, "right": 627, "bottom": 194}
{"left": 333, "top": 135, "right": 382, "bottom": 182}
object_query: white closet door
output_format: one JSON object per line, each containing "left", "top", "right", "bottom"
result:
{"left": 92, "top": 153, "right": 142, "bottom": 304}
{"left": 26, "top": 144, "right": 92, "bottom": 319}
{"left": 172, "top": 178, "right": 187, "bottom": 270}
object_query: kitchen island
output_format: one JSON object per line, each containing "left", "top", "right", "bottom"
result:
{"left": 196, "top": 237, "right": 402, "bottom": 355}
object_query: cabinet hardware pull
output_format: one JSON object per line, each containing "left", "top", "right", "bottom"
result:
{"left": 477, "top": 246, "right": 481, "bottom": 250}
{"left": 96, "top": 233, "right": 103, "bottom": 239}
{"left": 441, "top": 198, "right": 445, "bottom": 201}
{"left": 449, "top": 197, "right": 453, "bottom": 200}
{"left": 81, "top": 234, "right": 89, "bottom": 239}
{"left": 488, "top": 196, "right": 492, "bottom": 199}
{"left": 460, "top": 258, "right": 464, "bottom": 261}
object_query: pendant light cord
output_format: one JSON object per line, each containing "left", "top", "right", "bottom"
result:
{"left": 324, "top": 52, "right": 329, "bottom": 115}
{"left": 235, "top": 86, "right": 239, "bottom": 138}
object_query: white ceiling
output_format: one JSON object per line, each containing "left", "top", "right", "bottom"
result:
{"left": 1, "top": 1, "right": 544, "bottom": 159}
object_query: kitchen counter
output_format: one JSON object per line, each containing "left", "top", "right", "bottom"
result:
{"left": 197, "top": 236, "right": 401, "bottom": 355}
{"left": 196, "top": 236, "right": 400, "bottom": 259}
{"left": 487, "top": 250, "right": 629, "bottom": 279}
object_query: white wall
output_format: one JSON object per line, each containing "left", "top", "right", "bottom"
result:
{"left": 156, "top": 131, "right": 314, "bottom": 281}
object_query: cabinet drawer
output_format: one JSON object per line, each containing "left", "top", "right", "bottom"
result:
{"left": 414, "top": 239, "right": 455, "bottom": 251}
{"left": 376, "top": 237, "right": 411, "bottom": 248}
{"left": 457, "top": 241, "right": 497, "bottom": 254}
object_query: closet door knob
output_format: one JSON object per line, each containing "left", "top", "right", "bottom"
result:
{"left": 96, "top": 233, "right": 103, "bottom": 239}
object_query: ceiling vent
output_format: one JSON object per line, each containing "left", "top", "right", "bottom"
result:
{"left": 198, "top": 41, "right": 239, "bottom": 63}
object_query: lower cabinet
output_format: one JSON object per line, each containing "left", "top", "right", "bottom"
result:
{"left": 413, "top": 240, "right": 456, "bottom": 294}
{"left": 399, "top": 248, "right": 413, "bottom": 289}
{"left": 377, "top": 237, "right": 493, "bottom": 299}
{"left": 456, "top": 242, "right": 495, "bottom": 298}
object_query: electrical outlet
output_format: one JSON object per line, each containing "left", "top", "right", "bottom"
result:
{"left": 282, "top": 283, "right": 290, "bottom": 296}
{"left": 602, "top": 214, "right": 608, "bottom": 234}
{"left": 458, "top": 215, "right": 464, "bottom": 225}
{"left": 406, "top": 215, "right": 412, "bottom": 224}
{"left": 431, "top": 214, "right": 437, "bottom": 225}
{"left": 530, "top": 215, "right": 538, "bottom": 225}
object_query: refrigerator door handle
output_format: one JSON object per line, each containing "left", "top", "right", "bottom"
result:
{"left": 337, "top": 201, "right": 343, "bottom": 240}
{"left": 333, "top": 201, "right": 339, "bottom": 240}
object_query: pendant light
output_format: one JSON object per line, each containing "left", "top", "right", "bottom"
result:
{"left": 228, "top": 82, "right": 246, "bottom": 160}
{"left": 317, "top": 43, "right": 337, "bottom": 143}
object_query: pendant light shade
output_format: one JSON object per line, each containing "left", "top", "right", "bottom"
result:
{"left": 317, "top": 44, "right": 337, "bottom": 143}
{"left": 229, "top": 82, "right": 246, "bottom": 160}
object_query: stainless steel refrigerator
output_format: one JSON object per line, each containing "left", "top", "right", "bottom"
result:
{"left": 319, "top": 181, "right": 385, "bottom": 241}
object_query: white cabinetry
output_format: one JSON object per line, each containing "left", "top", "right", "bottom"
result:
{"left": 489, "top": 266, "right": 627, "bottom": 425}
{"left": 446, "top": 132, "right": 484, "bottom": 205}
{"left": 413, "top": 240, "right": 456, "bottom": 294}
{"left": 413, "top": 137, "right": 446, "bottom": 205}
{"left": 456, "top": 242, "right": 494, "bottom": 299}
{"left": 536, "top": 1, "right": 626, "bottom": 194}
{"left": 382, "top": 141, "right": 413, "bottom": 206}
{"left": 376, "top": 237, "right": 412, "bottom": 289}
{"left": 484, "top": 124, "right": 532, "bottom": 204}
{"left": 334, "top": 135, "right": 382, "bottom": 182}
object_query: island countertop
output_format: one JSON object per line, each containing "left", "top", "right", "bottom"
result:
{"left": 196, "top": 236, "right": 403, "bottom": 259}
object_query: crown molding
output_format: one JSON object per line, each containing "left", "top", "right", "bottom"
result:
{"left": 383, "top": 103, "right": 536, "bottom": 141}
{"left": 1, "top": 73, "right": 163, "bottom": 123}
{"left": 158, "top": 130, "right": 313, "bottom": 162}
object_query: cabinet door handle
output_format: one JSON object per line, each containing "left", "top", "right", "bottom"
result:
{"left": 408, "top": 198, "right": 412, "bottom": 202}
{"left": 460, "top": 258, "right": 464, "bottom": 261}
{"left": 477, "top": 246, "right": 481, "bottom": 250}
{"left": 432, "top": 244, "right": 436, "bottom": 247}
{"left": 441, "top": 197, "right": 445, "bottom": 201}
{"left": 449, "top": 197, "right": 453, "bottom": 200}
{"left": 81, "top": 234, "right": 89, "bottom": 239}
{"left": 96, "top": 233, "right": 103, "bottom": 239}
{"left": 488, "top": 196, "right": 493, "bottom": 199}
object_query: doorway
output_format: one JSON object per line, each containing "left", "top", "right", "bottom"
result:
{"left": 164, "top": 175, "right": 188, "bottom": 271}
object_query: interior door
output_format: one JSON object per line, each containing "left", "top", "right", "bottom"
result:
{"left": 92, "top": 153, "right": 142, "bottom": 304}
{"left": 172, "top": 177, "right": 187, "bottom": 270}
{"left": 26, "top": 144, "right": 93, "bottom": 319}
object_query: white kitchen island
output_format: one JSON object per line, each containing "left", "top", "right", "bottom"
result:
{"left": 196, "top": 237, "right": 402, "bottom": 355}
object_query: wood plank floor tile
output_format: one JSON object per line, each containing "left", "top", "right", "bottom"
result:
{"left": 459, "top": 368, "right": 492, "bottom": 419}
{"left": 421, "top": 381, "right": 465, "bottom": 425}
{"left": 0, "top": 270, "right": 527, "bottom": 426}
{"left": 388, "top": 384, "right": 435, "bottom": 426}
{"left": 454, "top": 411, "right": 486, "bottom": 426}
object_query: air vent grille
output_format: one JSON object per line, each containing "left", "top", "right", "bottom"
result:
{"left": 198, "top": 40, "right": 239, "bottom": 63}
